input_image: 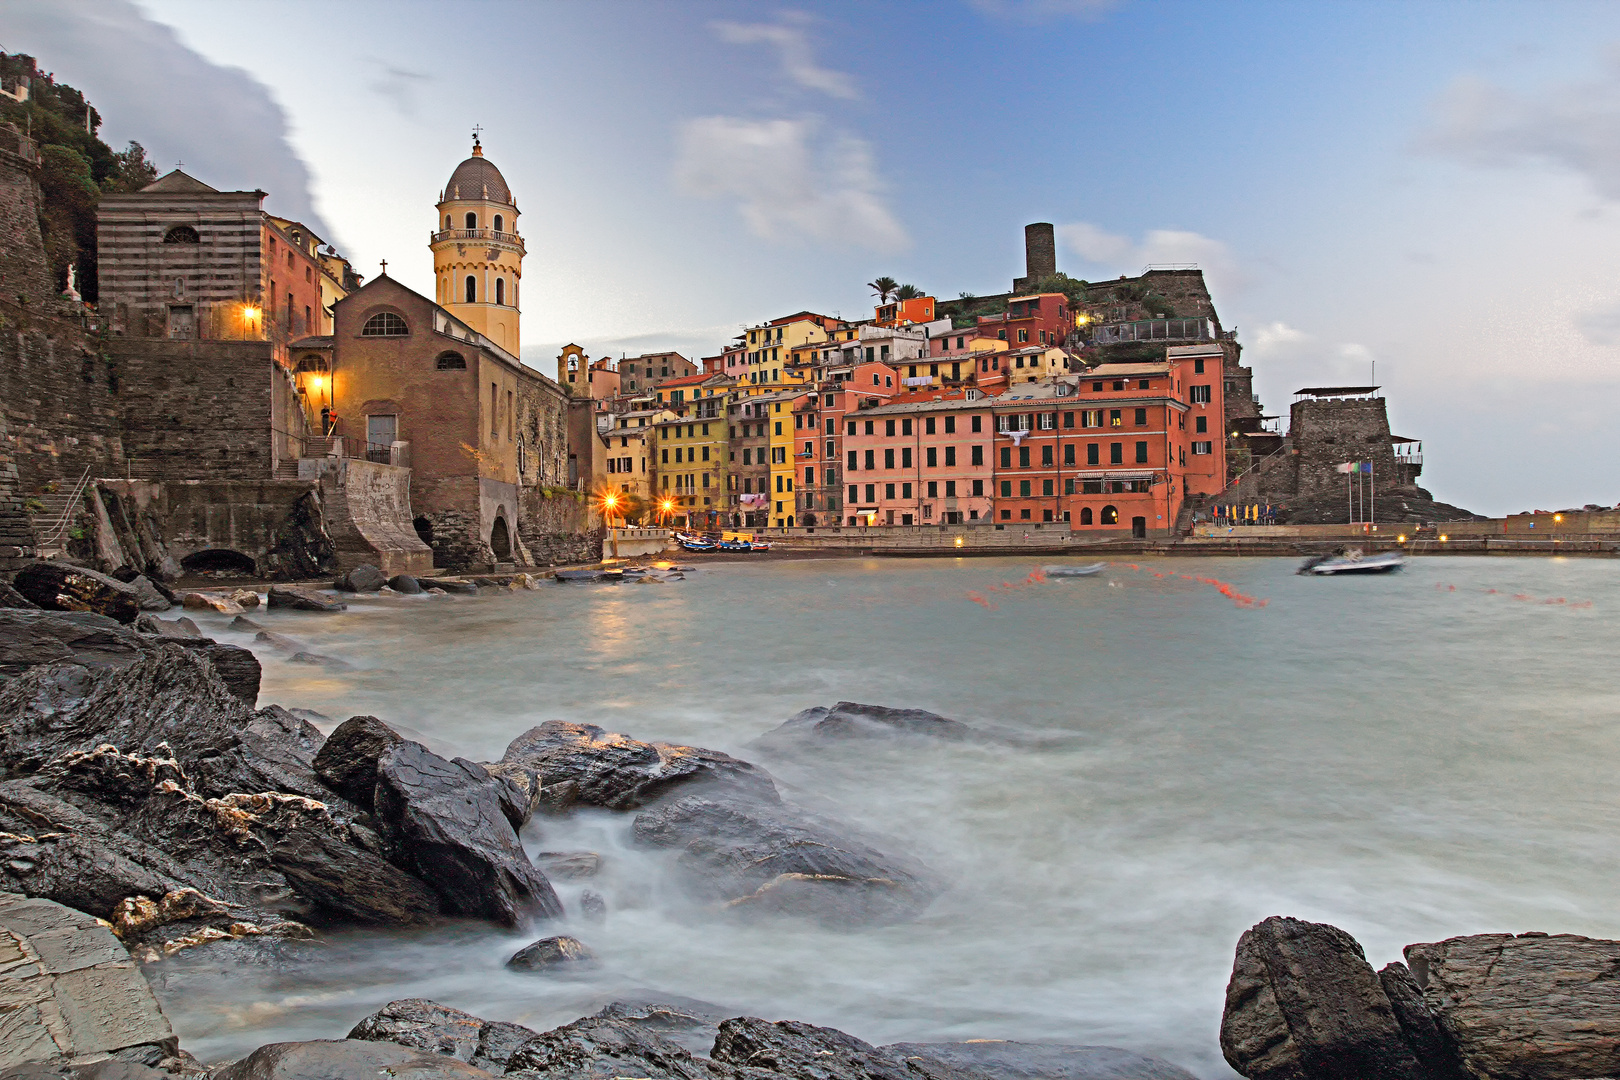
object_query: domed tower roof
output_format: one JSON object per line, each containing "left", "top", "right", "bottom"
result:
{"left": 443, "top": 138, "right": 513, "bottom": 206}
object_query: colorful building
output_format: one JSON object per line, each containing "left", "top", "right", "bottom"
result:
{"left": 430, "top": 135, "right": 523, "bottom": 355}
{"left": 842, "top": 394, "right": 996, "bottom": 526}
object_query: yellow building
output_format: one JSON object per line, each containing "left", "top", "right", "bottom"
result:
{"left": 655, "top": 412, "right": 729, "bottom": 528}
{"left": 599, "top": 410, "right": 672, "bottom": 514}
{"left": 762, "top": 388, "right": 813, "bottom": 528}
{"left": 430, "top": 134, "right": 524, "bottom": 354}
{"left": 737, "top": 313, "right": 843, "bottom": 396}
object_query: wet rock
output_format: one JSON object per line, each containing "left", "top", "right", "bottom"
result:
{"left": 266, "top": 586, "right": 346, "bottom": 612}
{"left": 234, "top": 705, "right": 336, "bottom": 803}
{"left": 180, "top": 592, "right": 242, "bottom": 615}
{"left": 713, "top": 1017, "right": 976, "bottom": 1080}
{"left": 335, "top": 564, "right": 386, "bottom": 593}
{"left": 1404, "top": 931, "right": 1620, "bottom": 1080}
{"left": 0, "top": 610, "right": 150, "bottom": 681}
{"left": 1378, "top": 963, "right": 1466, "bottom": 1080}
{"left": 434, "top": 579, "right": 478, "bottom": 595}
{"left": 0, "top": 581, "right": 41, "bottom": 609}
{"left": 348, "top": 999, "right": 540, "bottom": 1073}
{"left": 1220, "top": 916, "right": 1426, "bottom": 1080}
{"left": 0, "top": 1060, "right": 173, "bottom": 1080}
{"left": 760, "top": 702, "right": 977, "bottom": 746}
{"left": 0, "top": 894, "right": 178, "bottom": 1068}
{"left": 229, "top": 616, "right": 263, "bottom": 632}
{"left": 504, "top": 1015, "right": 729, "bottom": 1080}
{"left": 0, "top": 829, "right": 182, "bottom": 920}
{"left": 228, "top": 589, "right": 261, "bottom": 610}
{"left": 132, "top": 614, "right": 200, "bottom": 639}
{"left": 210, "top": 1040, "right": 500, "bottom": 1080}
{"left": 498, "top": 720, "right": 778, "bottom": 812}
{"left": 883, "top": 1041, "right": 1200, "bottom": 1080}
{"left": 268, "top": 825, "right": 440, "bottom": 926}
{"left": 483, "top": 761, "right": 541, "bottom": 830}
{"left": 121, "top": 576, "right": 172, "bottom": 613}
{"left": 507, "top": 934, "right": 597, "bottom": 971}
{"left": 579, "top": 889, "right": 607, "bottom": 922}
{"left": 287, "top": 652, "right": 350, "bottom": 669}
{"left": 13, "top": 563, "right": 141, "bottom": 624}
{"left": 536, "top": 850, "right": 600, "bottom": 879}
{"left": 633, "top": 795, "right": 937, "bottom": 926}
{"left": 312, "top": 715, "right": 404, "bottom": 808}
{"left": 373, "top": 741, "right": 562, "bottom": 927}
{"left": 388, "top": 575, "right": 424, "bottom": 594}
{"left": 588, "top": 997, "right": 731, "bottom": 1054}
{"left": 252, "top": 631, "right": 304, "bottom": 652}
{"left": 194, "top": 643, "right": 260, "bottom": 705}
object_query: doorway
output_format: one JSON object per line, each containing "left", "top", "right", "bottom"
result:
{"left": 490, "top": 515, "right": 512, "bottom": 561}
{"left": 1131, "top": 516, "right": 1147, "bottom": 538}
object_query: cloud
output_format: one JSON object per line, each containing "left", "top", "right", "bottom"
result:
{"left": 1057, "top": 222, "right": 1242, "bottom": 285}
{"left": 1248, "top": 321, "right": 1309, "bottom": 358}
{"left": 1420, "top": 50, "right": 1620, "bottom": 201}
{"left": 1574, "top": 303, "right": 1620, "bottom": 347}
{"left": 367, "top": 60, "right": 430, "bottom": 119}
{"left": 966, "top": 0, "right": 1121, "bottom": 21}
{"left": 713, "top": 13, "right": 858, "bottom": 99}
{"left": 675, "top": 116, "right": 909, "bottom": 252}
{"left": 8, "top": 0, "right": 332, "bottom": 239}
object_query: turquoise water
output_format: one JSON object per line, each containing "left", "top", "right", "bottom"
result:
{"left": 156, "top": 556, "right": 1620, "bottom": 1077}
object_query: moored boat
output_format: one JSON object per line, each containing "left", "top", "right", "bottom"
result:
{"left": 1044, "top": 562, "right": 1106, "bottom": 578}
{"left": 1297, "top": 550, "right": 1406, "bottom": 575}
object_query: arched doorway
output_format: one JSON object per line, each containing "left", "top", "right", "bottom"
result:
{"left": 490, "top": 515, "right": 512, "bottom": 561}
{"left": 413, "top": 516, "right": 434, "bottom": 545}
{"left": 180, "top": 548, "right": 257, "bottom": 577}
{"left": 1101, "top": 505, "right": 1119, "bottom": 526}
{"left": 1131, "top": 516, "right": 1147, "bottom": 538}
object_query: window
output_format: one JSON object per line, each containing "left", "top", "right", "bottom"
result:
{"left": 1000, "top": 447, "right": 1012, "bottom": 469}
{"left": 1042, "top": 479, "right": 1054, "bottom": 496}
{"left": 1041, "top": 445, "right": 1053, "bottom": 467}
{"left": 1195, "top": 416, "right": 1208, "bottom": 433}
{"left": 1019, "top": 480, "right": 1031, "bottom": 497}
{"left": 1018, "top": 329, "right": 1028, "bottom": 343}
{"left": 971, "top": 415, "right": 982, "bottom": 432}
{"left": 945, "top": 446, "right": 956, "bottom": 466}
{"left": 971, "top": 445, "right": 983, "bottom": 466}
{"left": 865, "top": 484, "right": 876, "bottom": 501}
{"left": 946, "top": 480, "right": 956, "bottom": 497}
{"left": 927, "top": 447, "right": 937, "bottom": 467}
{"left": 1039, "top": 412, "right": 1055, "bottom": 430}
{"left": 1080, "top": 507, "right": 1093, "bottom": 525}
{"left": 865, "top": 420, "right": 874, "bottom": 435}
{"left": 775, "top": 422, "right": 782, "bottom": 435}
{"left": 1064, "top": 444, "right": 1075, "bottom": 466}
{"left": 436, "top": 350, "right": 466, "bottom": 370}
{"left": 806, "top": 467, "right": 814, "bottom": 485}
{"left": 1110, "top": 410, "right": 1122, "bottom": 427}
{"left": 361, "top": 312, "right": 409, "bottom": 336}
{"left": 945, "top": 415, "right": 956, "bottom": 434}
{"left": 865, "top": 449, "right": 875, "bottom": 470}
{"left": 1000, "top": 480, "right": 1012, "bottom": 497}
{"left": 1192, "top": 441, "right": 1213, "bottom": 455}
{"left": 901, "top": 447, "right": 912, "bottom": 468}
{"left": 1102, "top": 505, "right": 1119, "bottom": 525}
{"left": 465, "top": 276, "right": 477, "bottom": 303}
{"left": 1194, "top": 358, "right": 1206, "bottom": 374}
{"left": 848, "top": 450, "right": 858, "bottom": 470}
{"left": 493, "top": 214, "right": 503, "bottom": 232}
{"left": 1190, "top": 385, "right": 1212, "bottom": 404}
{"left": 495, "top": 278, "right": 505, "bottom": 305}
{"left": 885, "top": 483, "right": 896, "bottom": 499}
{"left": 702, "top": 446, "right": 710, "bottom": 461}
{"left": 884, "top": 448, "right": 895, "bottom": 469}
{"left": 1135, "top": 441, "right": 1148, "bottom": 464}
{"left": 163, "top": 225, "right": 199, "bottom": 244}
{"left": 465, "top": 212, "right": 478, "bottom": 229}
{"left": 1135, "top": 408, "right": 1147, "bottom": 426}
{"left": 1139, "top": 379, "right": 1151, "bottom": 390}
{"left": 847, "top": 421, "right": 857, "bottom": 435}
{"left": 849, "top": 485, "right": 858, "bottom": 502}
{"left": 825, "top": 418, "right": 835, "bottom": 434}
{"left": 1002, "top": 510, "right": 1012, "bottom": 520}
{"left": 885, "top": 420, "right": 896, "bottom": 437}
{"left": 1110, "top": 443, "right": 1123, "bottom": 464}
{"left": 1018, "top": 447, "right": 1030, "bottom": 468}
{"left": 1087, "top": 444, "right": 1099, "bottom": 465}
{"left": 1063, "top": 412, "right": 1075, "bottom": 429}
{"left": 925, "top": 417, "right": 936, "bottom": 435}
{"left": 826, "top": 439, "right": 835, "bottom": 458}
{"left": 971, "top": 479, "right": 984, "bottom": 496}
{"left": 901, "top": 482, "right": 912, "bottom": 498}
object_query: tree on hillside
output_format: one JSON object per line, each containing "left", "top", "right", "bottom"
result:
{"left": 894, "top": 284, "right": 923, "bottom": 300}
{"left": 868, "top": 276, "right": 898, "bottom": 303}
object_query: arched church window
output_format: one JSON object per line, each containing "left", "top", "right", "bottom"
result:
{"left": 444, "top": 215, "right": 451, "bottom": 229}
{"left": 493, "top": 214, "right": 503, "bottom": 233}
{"left": 465, "top": 276, "right": 477, "bottom": 304}
{"left": 163, "top": 225, "right": 199, "bottom": 244}
{"left": 495, "top": 278, "right": 504, "bottom": 305}
{"left": 361, "top": 312, "right": 409, "bottom": 337}
{"left": 436, "top": 351, "right": 467, "bottom": 370}
{"left": 464, "top": 212, "right": 477, "bottom": 229}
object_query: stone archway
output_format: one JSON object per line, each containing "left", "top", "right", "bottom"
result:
{"left": 180, "top": 548, "right": 258, "bottom": 577}
{"left": 413, "top": 516, "right": 434, "bottom": 546}
{"left": 490, "top": 515, "right": 512, "bottom": 562}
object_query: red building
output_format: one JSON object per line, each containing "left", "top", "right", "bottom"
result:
{"left": 933, "top": 293, "right": 1072, "bottom": 358}
{"left": 788, "top": 361, "right": 900, "bottom": 525}
{"left": 842, "top": 393, "right": 996, "bottom": 525}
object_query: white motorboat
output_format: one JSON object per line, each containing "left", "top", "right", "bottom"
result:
{"left": 1043, "top": 563, "right": 1107, "bottom": 578}
{"left": 1297, "top": 550, "right": 1406, "bottom": 575}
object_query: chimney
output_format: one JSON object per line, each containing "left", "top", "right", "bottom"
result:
{"left": 1024, "top": 222, "right": 1056, "bottom": 282}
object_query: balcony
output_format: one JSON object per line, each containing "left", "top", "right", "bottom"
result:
{"left": 429, "top": 227, "right": 526, "bottom": 255}
{"left": 1091, "top": 318, "right": 1214, "bottom": 345}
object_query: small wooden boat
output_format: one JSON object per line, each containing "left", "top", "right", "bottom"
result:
{"left": 1298, "top": 550, "right": 1406, "bottom": 576}
{"left": 1044, "top": 562, "right": 1106, "bottom": 578}
{"left": 749, "top": 541, "right": 772, "bottom": 552}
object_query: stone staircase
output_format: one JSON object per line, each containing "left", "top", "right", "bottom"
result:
{"left": 273, "top": 460, "right": 301, "bottom": 480}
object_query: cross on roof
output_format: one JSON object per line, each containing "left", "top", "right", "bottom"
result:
{"left": 379, "top": 259, "right": 388, "bottom": 275}
{"left": 471, "top": 124, "right": 483, "bottom": 147}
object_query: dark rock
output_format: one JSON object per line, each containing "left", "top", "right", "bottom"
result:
{"left": 483, "top": 760, "right": 541, "bottom": 830}
{"left": 507, "top": 934, "right": 596, "bottom": 971}
{"left": 233, "top": 705, "right": 336, "bottom": 803}
{"left": 0, "top": 581, "right": 40, "bottom": 609}
{"left": 588, "top": 997, "right": 732, "bottom": 1054}
{"left": 125, "top": 575, "right": 173, "bottom": 613}
{"left": 0, "top": 1062, "right": 171, "bottom": 1080}
{"left": 192, "top": 642, "right": 260, "bottom": 704}
{"left": 388, "top": 575, "right": 424, "bottom": 594}
{"left": 288, "top": 651, "right": 350, "bottom": 669}
{"left": 229, "top": 616, "right": 264, "bottom": 632}
{"left": 266, "top": 586, "right": 346, "bottom": 612}
{"left": 14, "top": 562, "right": 142, "bottom": 624}
{"left": 580, "top": 889, "right": 607, "bottom": 922}
{"left": 312, "top": 715, "right": 404, "bottom": 808}
{"left": 504, "top": 1015, "right": 730, "bottom": 1080}
{"left": 268, "top": 825, "right": 440, "bottom": 925}
{"left": 883, "top": 1041, "right": 1200, "bottom": 1080}
{"left": 373, "top": 740, "right": 563, "bottom": 927}
{"left": 713, "top": 1017, "right": 978, "bottom": 1080}
{"left": 498, "top": 720, "right": 778, "bottom": 812}
{"left": 0, "top": 609, "right": 150, "bottom": 681}
{"left": 133, "top": 614, "right": 200, "bottom": 638}
{"left": 334, "top": 564, "right": 386, "bottom": 593}
{"left": 1377, "top": 963, "right": 1466, "bottom": 1080}
{"left": 253, "top": 631, "right": 305, "bottom": 652}
{"left": 1404, "top": 932, "right": 1620, "bottom": 1080}
{"left": 348, "top": 999, "right": 540, "bottom": 1073}
{"left": 210, "top": 1040, "right": 500, "bottom": 1080}
{"left": 263, "top": 489, "right": 336, "bottom": 582}
{"left": 434, "top": 579, "right": 478, "bottom": 595}
{"left": 0, "top": 829, "right": 182, "bottom": 919}
{"left": 760, "top": 702, "right": 978, "bottom": 746}
{"left": 633, "top": 795, "right": 937, "bottom": 926}
{"left": 1220, "top": 916, "right": 1426, "bottom": 1080}
{"left": 536, "top": 850, "right": 601, "bottom": 879}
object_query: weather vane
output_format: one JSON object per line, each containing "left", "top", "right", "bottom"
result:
{"left": 471, "top": 124, "right": 484, "bottom": 148}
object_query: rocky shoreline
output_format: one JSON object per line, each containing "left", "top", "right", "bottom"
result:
{"left": 1, "top": 560, "right": 1617, "bottom": 1079}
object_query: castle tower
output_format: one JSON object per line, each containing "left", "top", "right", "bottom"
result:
{"left": 431, "top": 133, "right": 524, "bottom": 353}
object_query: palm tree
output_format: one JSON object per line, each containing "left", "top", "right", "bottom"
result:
{"left": 868, "top": 276, "right": 899, "bottom": 303}
{"left": 894, "top": 284, "right": 923, "bottom": 300}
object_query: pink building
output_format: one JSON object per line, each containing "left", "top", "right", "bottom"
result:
{"left": 841, "top": 394, "right": 996, "bottom": 525}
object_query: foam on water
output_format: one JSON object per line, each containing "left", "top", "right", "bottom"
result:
{"left": 159, "top": 556, "right": 1620, "bottom": 1077}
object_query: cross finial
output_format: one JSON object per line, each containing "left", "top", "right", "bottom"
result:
{"left": 175, "top": 160, "right": 184, "bottom": 169}
{"left": 471, "top": 124, "right": 483, "bottom": 147}
{"left": 379, "top": 258, "right": 388, "bottom": 275}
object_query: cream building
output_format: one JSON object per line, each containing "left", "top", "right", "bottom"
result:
{"left": 431, "top": 134, "right": 524, "bottom": 354}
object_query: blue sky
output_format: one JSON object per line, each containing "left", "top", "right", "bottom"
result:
{"left": 13, "top": 0, "right": 1620, "bottom": 514}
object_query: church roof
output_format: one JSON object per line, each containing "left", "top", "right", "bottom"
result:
{"left": 445, "top": 147, "right": 512, "bottom": 205}
{"left": 142, "top": 169, "right": 220, "bottom": 193}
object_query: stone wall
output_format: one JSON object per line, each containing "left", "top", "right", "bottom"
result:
{"left": 1289, "top": 396, "right": 1396, "bottom": 496}
{"left": 98, "top": 478, "right": 334, "bottom": 578}
{"left": 113, "top": 338, "right": 279, "bottom": 481}
{"left": 518, "top": 487, "right": 602, "bottom": 566}
{"left": 313, "top": 458, "right": 433, "bottom": 575}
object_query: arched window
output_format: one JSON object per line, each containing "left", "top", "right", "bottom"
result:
{"left": 1079, "top": 507, "right": 1093, "bottom": 525}
{"left": 1101, "top": 504, "right": 1119, "bottom": 525}
{"left": 464, "top": 211, "right": 477, "bottom": 229}
{"left": 163, "top": 225, "right": 199, "bottom": 244}
{"left": 444, "top": 215, "right": 451, "bottom": 229}
{"left": 493, "top": 214, "right": 503, "bottom": 233}
{"left": 360, "top": 312, "right": 409, "bottom": 337}
{"left": 436, "top": 350, "right": 467, "bottom": 370}
{"left": 464, "top": 276, "right": 477, "bottom": 303}
{"left": 495, "top": 278, "right": 504, "bottom": 305}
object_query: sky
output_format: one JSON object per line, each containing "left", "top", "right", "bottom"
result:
{"left": 9, "top": 0, "right": 1620, "bottom": 514}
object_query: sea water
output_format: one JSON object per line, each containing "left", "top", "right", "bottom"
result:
{"left": 149, "top": 555, "right": 1620, "bottom": 1077}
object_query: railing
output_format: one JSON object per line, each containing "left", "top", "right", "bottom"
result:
{"left": 430, "top": 228, "right": 526, "bottom": 252}
{"left": 1091, "top": 318, "right": 1214, "bottom": 345}
{"left": 40, "top": 465, "right": 94, "bottom": 550}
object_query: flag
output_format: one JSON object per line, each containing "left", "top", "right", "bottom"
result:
{"left": 1335, "top": 461, "right": 1372, "bottom": 473}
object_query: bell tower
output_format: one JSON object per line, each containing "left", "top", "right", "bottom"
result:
{"left": 431, "top": 131, "right": 525, "bottom": 353}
